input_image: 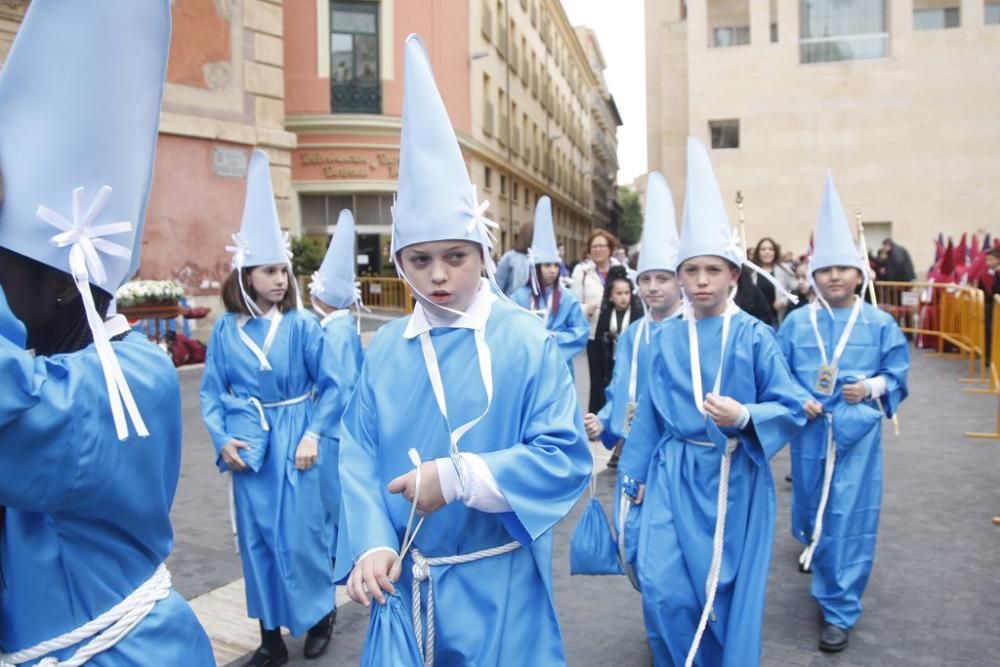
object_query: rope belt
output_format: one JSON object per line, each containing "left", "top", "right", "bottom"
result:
{"left": 245, "top": 391, "right": 313, "bottom": 432}
{"left": 0, "top": 564, "right": 172, "bottom": 667}
{"left": 410, "top": 542, "right": 521, "bottom": 667}
{"left": 685, "top": 439, "right": 738, "bottom": 667}
{"left": 800, "top": 414, "right": 836, "bottom": 572}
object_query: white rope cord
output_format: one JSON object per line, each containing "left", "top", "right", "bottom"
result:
{"left": 800, "top": 413, "right": 836, "bottom": 572}
{"left": 684, "top": 439, "right": 738, "bottom": 667}
{"left": 410, "top": 542, "right": 521, "bottom": 667}
{"left": 0, "top": 565, "right": 172, "bottom": 667}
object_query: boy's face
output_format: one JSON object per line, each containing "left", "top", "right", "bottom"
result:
{"left": 638, "top": 270, "right": 680, "bottom": 313}
{"left": 609, "top": 280, "right": 633, "bottom": 310}
{"left": 986, "top": 254, "right": 1000, "bottom": 271}
{"left": 398, "top": 240, "right": 484, "bottom": 313}
{"left": 813, "top": 266, "right": 862, "bottom": 305}
{"left": 678, "top": 256, "right": 739, "bottom": 316}
{"left": 539, "top": 263, "right": 560, "bottom": 286}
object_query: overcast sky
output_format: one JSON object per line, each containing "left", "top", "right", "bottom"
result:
{"left": 562, "top": 0, "right": 647, "bottom": 188}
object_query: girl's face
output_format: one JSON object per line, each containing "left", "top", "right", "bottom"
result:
{"left": 539, "top": 263, "right": 560, "bottom": 287}
{"left": 609, "top": 279, "right": 632, "bottom": 311}
{"left": 757, "top": 241, "right": 776, "bottom": 265}
{"left": 399, "top": 240, "right": 484, "bottom": 313}
{"left": 249, "top": 264, "right": 289, "bottom": 307}
{"left": 813, "top": 266, "right": 861, "bottom": 307}
{"left": 638, "top": 270, "right": 680, "bottom": 316}
{"left": 678, "top": 256, "right": 739, "bottom": 317}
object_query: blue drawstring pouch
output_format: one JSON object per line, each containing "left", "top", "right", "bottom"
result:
{"left": 570, "top": 496, "right": 624, "bottom": 575}
{"left": 216, "top": 393, "right": 269, "bottom": 473}
{"left": 360, "top": 592, "right": 423, "bottom": 667}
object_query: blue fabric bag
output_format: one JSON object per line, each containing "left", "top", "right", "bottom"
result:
{"left": 360, "top": 592, "right": 423, "bottom": 667}
{"left": 570, "top": 449, "right": 624, "bottom": 575}
{"left": 215, "top": 393, "right": 269, "bottom": 473}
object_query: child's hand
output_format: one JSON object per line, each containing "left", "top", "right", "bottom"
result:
{"left": 221, "top": 439, "right": 250, "bottom": 472}
{"left": 388, "top": 462, "right": 446, "bottom": 516}
{"left": 804, "top": 400, "right": 824, "bottom": 419}
{"left": 842, "top": 381, "right": 868, "bottom": 404}
{"left": 584, "top": 413, "right": 604, "bottom": 439}
{"left": 704, "top": 393, "right": 744, "bottom": 427}
{"left": 632, "top": 484, "right": 646, "bottom": 505}
{"left": 347, "top": 550, "right": 398, "bottom": 607}
{"left": 294, "top": 435, "right": 319, "bottom": 470}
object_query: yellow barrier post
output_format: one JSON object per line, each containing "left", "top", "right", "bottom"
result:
{"left": 966, "top": 294, "right": 1000, "bottom": 440}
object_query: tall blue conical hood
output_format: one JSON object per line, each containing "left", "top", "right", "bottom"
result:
{"left": 529, "top": 196, "right": 559, "bottom": 264}
{"left": 310, "top": 209, "right": 357, "bottom": 309}
{"left": 0, "top": 0, "right": 170, "bottom": 291}
{"left": 0, "top": 0, "right": 171, "bottom": 441}
{"left": 676, "top": 137, "right": 742, "bottom": 268}
{"left": 232, "top": 149, "right": 291, "bottom": 269}
{"left": 391, "top": 34, "right": 495, "bottom": 257}
{"left": 636, "top": 171, "right": 680, "bottom": 275}
{"left": 809, "top": 172, "right": 867, "bottom": 276}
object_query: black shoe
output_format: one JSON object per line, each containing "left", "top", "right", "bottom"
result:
{"left": 818, "top": 624, "right": 850, "bottom": 652}
{"left": 242, "top": 644, "right": 289, "bottom": 667}
{"left": 785, "top": 474, "right": 792, "bottom": 483}
{"left": 304, "top": 611, "right": 336, "bottom": 659}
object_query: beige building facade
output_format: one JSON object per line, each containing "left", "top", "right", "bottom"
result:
{"left": 646, "top": 0, "right": 1000, "bottom": 270}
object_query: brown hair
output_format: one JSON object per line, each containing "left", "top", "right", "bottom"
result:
{"left": 586, "top": 228, "right": 618, "bottom": 254}
{"left": 221, "top": 266, "right": 297, "bottom": 315}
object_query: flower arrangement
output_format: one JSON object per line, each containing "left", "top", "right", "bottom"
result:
{"left": 115, "top": 280, "right": 185, "bottom": 308}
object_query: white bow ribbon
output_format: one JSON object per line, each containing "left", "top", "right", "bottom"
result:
{"left": 37, "top": 185, "right": 148, "bottom": 441}
{"left": 225, "top": 232, "right": 251, "bottom": 270}
{"left": 38, "top": 186, "right": 133, "bottom": 287}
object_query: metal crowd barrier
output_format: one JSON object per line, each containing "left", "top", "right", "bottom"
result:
{"left": 966, "top": 294, "right": 999, "bottom": 440}
{"left": 358, "top": 277, "right": 414, "bottom": 313}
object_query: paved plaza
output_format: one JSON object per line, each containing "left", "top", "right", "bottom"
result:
{"left": 167, "top": 345, "right": 1000, "bottom": 666}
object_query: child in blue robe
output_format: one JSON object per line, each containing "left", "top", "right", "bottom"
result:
{"left": 777, "top": 174, "right": 909, "bottom": 653}
{"left": 512, "top": 196, "right": 588, "bottom": 374}
{"left": 0, "top": 3, "right": 213, "bottom": 663}
{"left": 200, "top": 150, "right": 339, "bottom": 665}
{"left": 334, "top": 35, "right": 591, "bottom": 666}
{"left": 309, "top": 209, "right": 366, "bottom": 561}
{"left": 619, "top": 138, "right": 807, "bottom": 666}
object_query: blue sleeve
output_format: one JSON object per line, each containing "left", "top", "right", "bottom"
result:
{"left": 335, "top": 361, "right": 402, "bottom": 565}
{"left": 742, "top": 326, "right": 809, "bottom": 466}
{"left": 302, "top": 315, "right": 350, "bottom": 439}
{"left": 312, "top": 323, "right": 363, "bottom": 443}
{"left": 596, "top": 324, "right": 633, "bottom": 449}
{"left": 877, "top": 314, "right": 910, "bottom": 417}
{"left": 198, "top": 319, "right": 232, "bottom": 457}
{"left": 618, "top": 351, "right": 664, "bottom": 483}
{"left": 478, "top": 335, "right": 592, "bottom": 545}
{"left": 552, "top": 298, "right": 589, "bottom": 366}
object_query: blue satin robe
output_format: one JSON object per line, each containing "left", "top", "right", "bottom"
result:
{"left": 0, "top": 292, "right": 213, "bottom": 665}
{"left": 511, "top": 285, "right": 589, "bottom": 374}
{"left": 619, "top": 310, "right": 807, "bottom": 666}
{"left": 317, "top": 312, "right": 364, "bottom": 559}
{"left": 777, "top": 303, "right": 909, "bottom": 629}
{"left": 200, "top": 309, "right": 338, "bottom": 636}
{"left": 333, "top": 299, "right": 591, "bottom": 666}
{"left": 596, "top": 316, "right": 669, "bottom": 449}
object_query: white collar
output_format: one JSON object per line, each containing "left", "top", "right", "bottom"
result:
{"left": 403, "top": 278, "right": 497, "bottom": 339}
{"left": 239, "top": 304, "right": 280, "bottom": 326}
{"left": 104, "top": 314, "right": 132, "bottom": 339}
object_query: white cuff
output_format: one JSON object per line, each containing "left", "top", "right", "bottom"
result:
{"left": 864, "top": 376, "right": 888, "bottom": 399}
{"left": 434, "top": 454, "right": 513, "bottom": 514}
{"left": 355, "top": 546, "right": 398, "bottom": 564}
{"left": 735, "top": 405, "right": 752, "bottom": 430}
{"left": 302, "top": 430, "right": 321, "bottom": 443}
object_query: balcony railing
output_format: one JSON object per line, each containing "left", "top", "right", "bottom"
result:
{"left": 331, "top": 81, "right": 381, "bottom": 114}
